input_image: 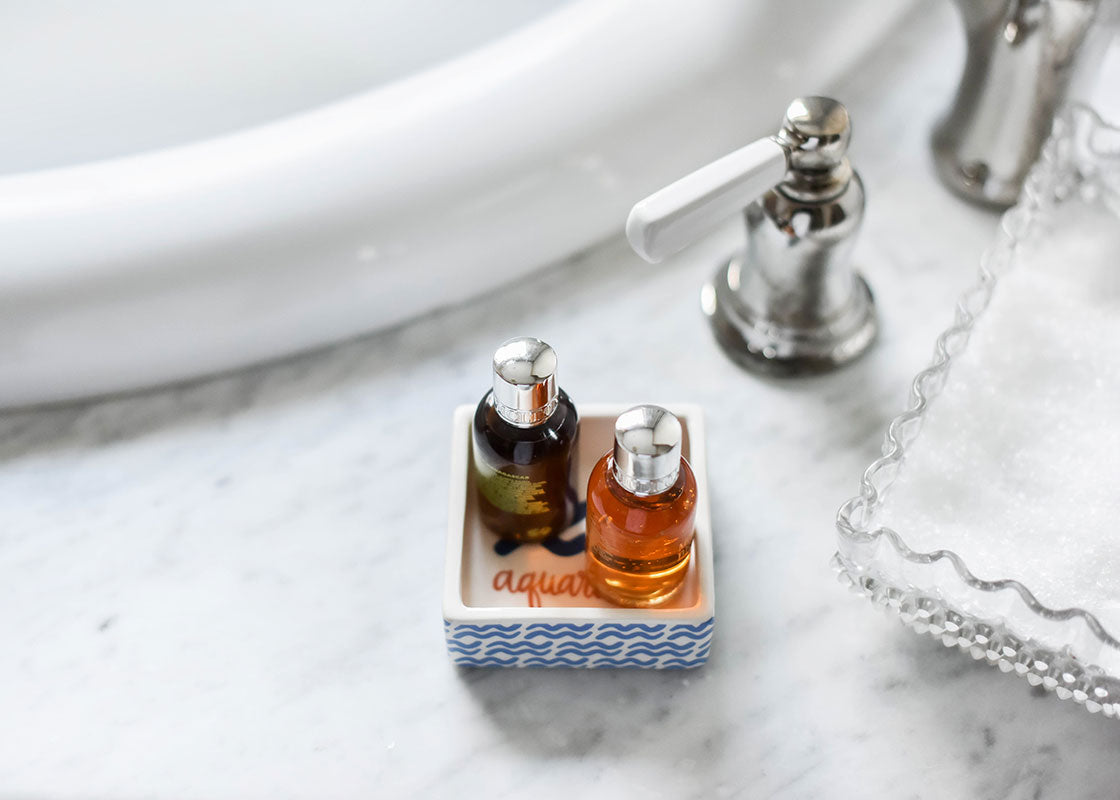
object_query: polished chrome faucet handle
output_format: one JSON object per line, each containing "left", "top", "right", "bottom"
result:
{"left": 625, "top": 96, "right": 877, "bottom": 377}
{"left": 626, "top": 96, "right": 857, "bottom": 263}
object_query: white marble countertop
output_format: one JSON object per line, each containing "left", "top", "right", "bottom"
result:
{"left": 3, "top": 5, "right": 1119, "bottom": 798}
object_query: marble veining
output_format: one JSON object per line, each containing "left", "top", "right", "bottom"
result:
{"left": 2, "top": 4, "right": 1120, "bottom": 799}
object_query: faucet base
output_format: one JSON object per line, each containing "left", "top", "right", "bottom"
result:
{"left": 701, "top": 256, "right": 877, "bottom": 377}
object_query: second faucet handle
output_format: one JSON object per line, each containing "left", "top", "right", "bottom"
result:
{"left": 625, "top": 96, "right": 877, "bottom": 377}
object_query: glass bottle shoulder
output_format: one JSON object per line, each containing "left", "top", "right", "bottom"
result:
{"left": 472, "top": 389, "right": 578, "bottom": 457}
{"left": 588, "top": 453, "right": 697, "bottom": 513}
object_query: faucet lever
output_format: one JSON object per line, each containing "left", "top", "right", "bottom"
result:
{"left": 626, "top": 138, "right": 787, "bottom": 263}
{"left": 624, "top": 96, "right": 877, "bottom": 377}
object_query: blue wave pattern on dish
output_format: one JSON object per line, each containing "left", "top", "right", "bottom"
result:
{"left": 444, "top": 617, "right": 714, "bottom": 669}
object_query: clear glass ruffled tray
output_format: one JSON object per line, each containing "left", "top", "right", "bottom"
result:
{"left": 834, "top": 105, "right": 1120, "bottom": 718}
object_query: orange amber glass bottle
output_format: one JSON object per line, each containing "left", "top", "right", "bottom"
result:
{"left": 472, "top": 337, "right": 578, "bottom": 543}
{"left": 585, "top": 406, "right": 697, "bottom": 607}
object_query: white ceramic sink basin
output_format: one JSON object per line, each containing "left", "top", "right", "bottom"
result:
{"left": 0, "top": 0, "right": 913, "bottom": 407}
{"left": 1, "top": 1, "right": 571, "bottom": 174}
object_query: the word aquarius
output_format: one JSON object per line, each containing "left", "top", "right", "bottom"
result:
{"left": 492, "top": 569, "right": 596, "bottom": 608}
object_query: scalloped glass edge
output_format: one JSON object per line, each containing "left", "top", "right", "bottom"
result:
{"left": 834, "top": 104, "right": 1120, "bottom": 718}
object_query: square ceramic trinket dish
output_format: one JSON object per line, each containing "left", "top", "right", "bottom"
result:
{"left": 442, "top": 403, "right": 715, "bottom": 668}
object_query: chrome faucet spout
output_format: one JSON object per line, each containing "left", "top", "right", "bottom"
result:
{"left": 932, "top": 0, "right": 1100, "bottom": 209}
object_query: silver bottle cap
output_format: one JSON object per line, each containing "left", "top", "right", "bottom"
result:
{"left": 491, "top": 337, "right": 559, "bottom": 427}
{"left": 612, "top": 405, "right": 682, "bottom": 496}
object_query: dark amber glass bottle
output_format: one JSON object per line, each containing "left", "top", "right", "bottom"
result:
{"left": 585, "top": 406, "right": 697, "bottom": 607}
{"left": 472, "top": 338, "right": 578, "bottom": 543}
